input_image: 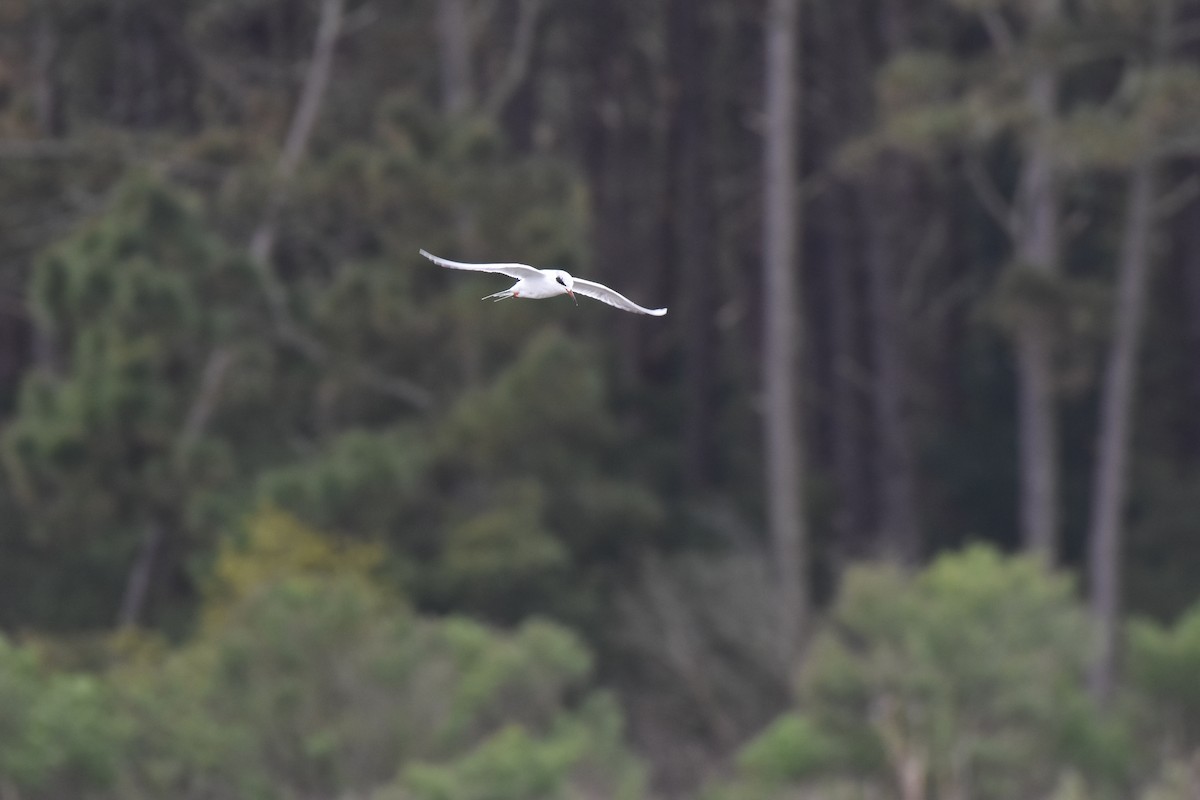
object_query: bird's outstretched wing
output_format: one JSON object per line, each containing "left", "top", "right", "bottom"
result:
{"left": 572, "top": 277, "right": 668, "bottom": 316}
{"left": 419, "top": 250, "right": 543, "bottom": 281}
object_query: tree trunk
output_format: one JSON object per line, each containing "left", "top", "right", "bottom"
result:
{"left": 435, "top": 0, "right": 482, "bottom": 384}
{"left": 33, "top": 3, "right": 63, "bottom": 136}
{"left": 812, "top": 0, "right": 872, "bottom": 563}
{"left": 1087, "top": 156, "right": 1156, "bottom": 705}
{"left": 669, "top": 0, "right": 718, "bottom": 492}
{"left": 580, "top": 3, "right": 638, "bottom": 384}
{"left": 30, "top": 3, "right": 62, "bottom": 373}
{"left": 118, "top": 520, "right": 165, "bottom": 628}
{"left": 864, "top": 0, "right": 921, "bottom": 563}
{"left": 1087, "top": 0, "right": 1172, "bottom": 704}
{"left": 864, "top": 160, "right": 921, "bottom": 563}
{"left": 827, "top": 185, "right": 871, "bottom": 559}
{"left": 1013, "top": 0, "right": 1062, "bottom": 562}
{"left": 1181, "top": 176, "right": 1200, "bottom": 459}
{"left": 436, "top": 0, "right": 473, "bottom": 116}
{"left": 250, "top": 0, "right": 346, "bottom": 270}
{"left": 762, "top": 0, "right": 807, "bottom": 662}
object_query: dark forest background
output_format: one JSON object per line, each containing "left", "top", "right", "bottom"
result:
{"left": 1, "top": 0, "right": 1200, "bottom": 798}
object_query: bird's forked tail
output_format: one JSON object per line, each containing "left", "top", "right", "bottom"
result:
{"left": 483, "top": 289, "right": 515, "bottom": 302}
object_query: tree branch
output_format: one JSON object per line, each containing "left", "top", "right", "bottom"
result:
{"left": 964, "top": 155, "right": 1018, "bottom": 239}
{"left": 437, "top": 0, "right": 474, "bottom": 115}
{"left": 1155, "top": 173, "right": 1200, "bottom": 219}
{"left": 0, "top": 140, "right": 89, "bottom": 159}
{"left": 483, "top": 0, "right": 544, "bottom": 117}
{"left": 250, "top": 0, "right": 345, "bottom": 272}
{"left": 117, "top": 348, "right": 236, "bottom": 629}
{"left": 979, "top": 9, "right": 1016, "bottom": 57}
{"left": 246, "top": 0, "right": 432, "bottom": 410}
{"left": 117, "top": 519, "right": 164, "bottom": 628}
{"left": 175, "top": 348, "right": 238, "bottom": 467}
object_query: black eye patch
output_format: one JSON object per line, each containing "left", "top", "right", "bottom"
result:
{"left": 556, "top": 276, "right": 566, "bottom": 286}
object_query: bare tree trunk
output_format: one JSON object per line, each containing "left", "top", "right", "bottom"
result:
{"left": 1015, "top": 327, "right": 1058, "bottom": 558}
{"left": 864, "top": 0, "right": 921, "bottom": 563}
{"left": 1087, "top": 0, "right": 1172, "bottom": 704}
{"left": 1087, "top": 156, "right": 1156, "bottom": 704}
{"left": 864, "top": 162, "right": 921, "bottom": 563}
{"left": 33, "top": 3, "right": 63, "bottom": 136}
{"left": 578, "top": 4, "right": 643, "bottom": 386}
{"left": 250, "top": 0, "right": 345, "bottom": 270}
{"left": 436, "top": 0, "right": 473, "bottom": 116}
{"left": 1013, "top": 0, "right": 1062, "bottom": 562}
{"left": 244, "top": 0, "right": 428, "bottom": 408}
{"left": 1181, "top": 178, "right": 1200, "bottom": 458}
{"left": 815, "top": 0, "right": 873, "bottom": 562}
{"left": 116, "top": 348, "right": 237, "bottom": 628}
{"left": 31, "top": 3, "right": 62, "bottom": 373}
{"left": 111, "top": 0, "right": 131, "bottom": 124}
{"left": 435, "top": 0, "right": 482, "bottom": 383}
{"left": 483, "top": 0, "right": 544, "bottom": 118}
{"left": 118, "top": 520, "right": 164, "bottom": 628}
{"left": 762, "top": 0, "right": 807, "bottom": 662}
{"left": 828, "top": 185, "right": 871, "bottom": 559}
{"left": 669, "top": 0, "right": 718, "bottom": 492}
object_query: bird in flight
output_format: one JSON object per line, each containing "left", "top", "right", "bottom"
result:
{"left": 419, "top": 250, "right": 668, "bottom": 317}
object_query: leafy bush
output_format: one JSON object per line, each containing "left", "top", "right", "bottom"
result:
{"left": 1128, "top": 599, "right": 1200, "bottom": 754}
{"left": 725, "top": 546, "right": 1122, "bottom": 800}
{"left": 102, "top": 511, "right": 644, "bottom": 800}
{"left": 0, "top": 636, "right": 127, "bottom": 798}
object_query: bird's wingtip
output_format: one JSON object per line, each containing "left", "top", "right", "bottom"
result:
{"left": 652, "top": 308, "right": 668, "bottom": 317}
{"left": 418, "top": 248, "right": 432, "bottom": 258}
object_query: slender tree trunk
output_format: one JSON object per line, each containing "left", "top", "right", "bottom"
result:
{"left": 111, "top": 0, "right": 131, "bottom": 124}
{"left": 1087, "top": 1, "right": 1171, "bottom": 704}
{"left": 435, "top": 0, "right": 483, "bottom": 383}
{"left": 863, "top": 0, "right": 921, "bottom": 563}
{"left": 813, "top": 0, "right": 872, "bottom": 562}
{"left": 1181, "top": 180, "right": 1200, "bottom": 459}
{"left": 118, "top": 520, "right": 164, "bottom": 628}
{"left": 762, "top": 0, "right": 807, "bottom": 662}
{"left": 1183, "top": 0, "right": 1200, "bottom": 460}
{"left": 436, "top": 0, "right": 473, "bottom": 116}
{"left": 580, "top": 4, "right": 638, "bottom": 384}
{"left": 1087, "top": 157, "right": 1156, "bottom": 704}
{"left": 33, "top": 3, "right": 63, "bottom": 136}
{"left": 243, "top": 0, "right": 428, "bottom": 408}
{"left": 669, "top": 0, "right": 718, "bottom": 492}
{"left": 250, "top": 0, "right": 346, "bottom": 269}
{"left": 30, "top": 3, "right": 62, "bottom": 373}
{"left": 1013, "top": 0, "right": 1062, "bottom": 562}
{"left": 864, "top": 161, "right": 921, "bottom": 563}
{"left": 827, "top": 185, "right": 871, "bottom": 559}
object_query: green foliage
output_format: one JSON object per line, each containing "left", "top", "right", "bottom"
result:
{"left": 0, "top": 511, "right": 644, "bottom": 800}
{"left": 3, "top": 172, "right": 257, "bottom": 544}
{"left": 0, "top": 636, "right": 127, "bottom": 798}
{"left": 1125, "top": 469, "right": 1200, "bottom": 620}
{"left": 724, "top": 547, "right": 1118, "bottom": 799}
{"left": 1128, "top": 600, "right": 1200, "bottom": 751}
{"left": 1, "top": 1, "right": 1200, "bottom": 798}
{"left": 200, "top": 506, "right": 385, "bottom": 625}
{"left": 256, "top": 329, "right": 664, "bottom": 622}
{"left": 393, "top": 696, "right": 644, "bottom": 800}
{"left": 736, "top": 713, "right": 841, "bottom": 784}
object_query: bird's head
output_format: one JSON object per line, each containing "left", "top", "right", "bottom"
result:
{"left": 551, "top": 270, "right": 577, "bottom": 305}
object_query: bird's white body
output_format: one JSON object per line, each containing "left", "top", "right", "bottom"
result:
{"left": 419, "top": 250, "right": 667, "bottom": 317}
{"left": 503, "top": 269, "right": 574, "bottom": 300}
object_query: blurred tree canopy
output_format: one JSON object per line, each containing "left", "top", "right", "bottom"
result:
{"left": 0, "top": 510, "right": 647, "bottom": 800}
{"left": 0, "top": 0, "right": 1198, "bottom": 796}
